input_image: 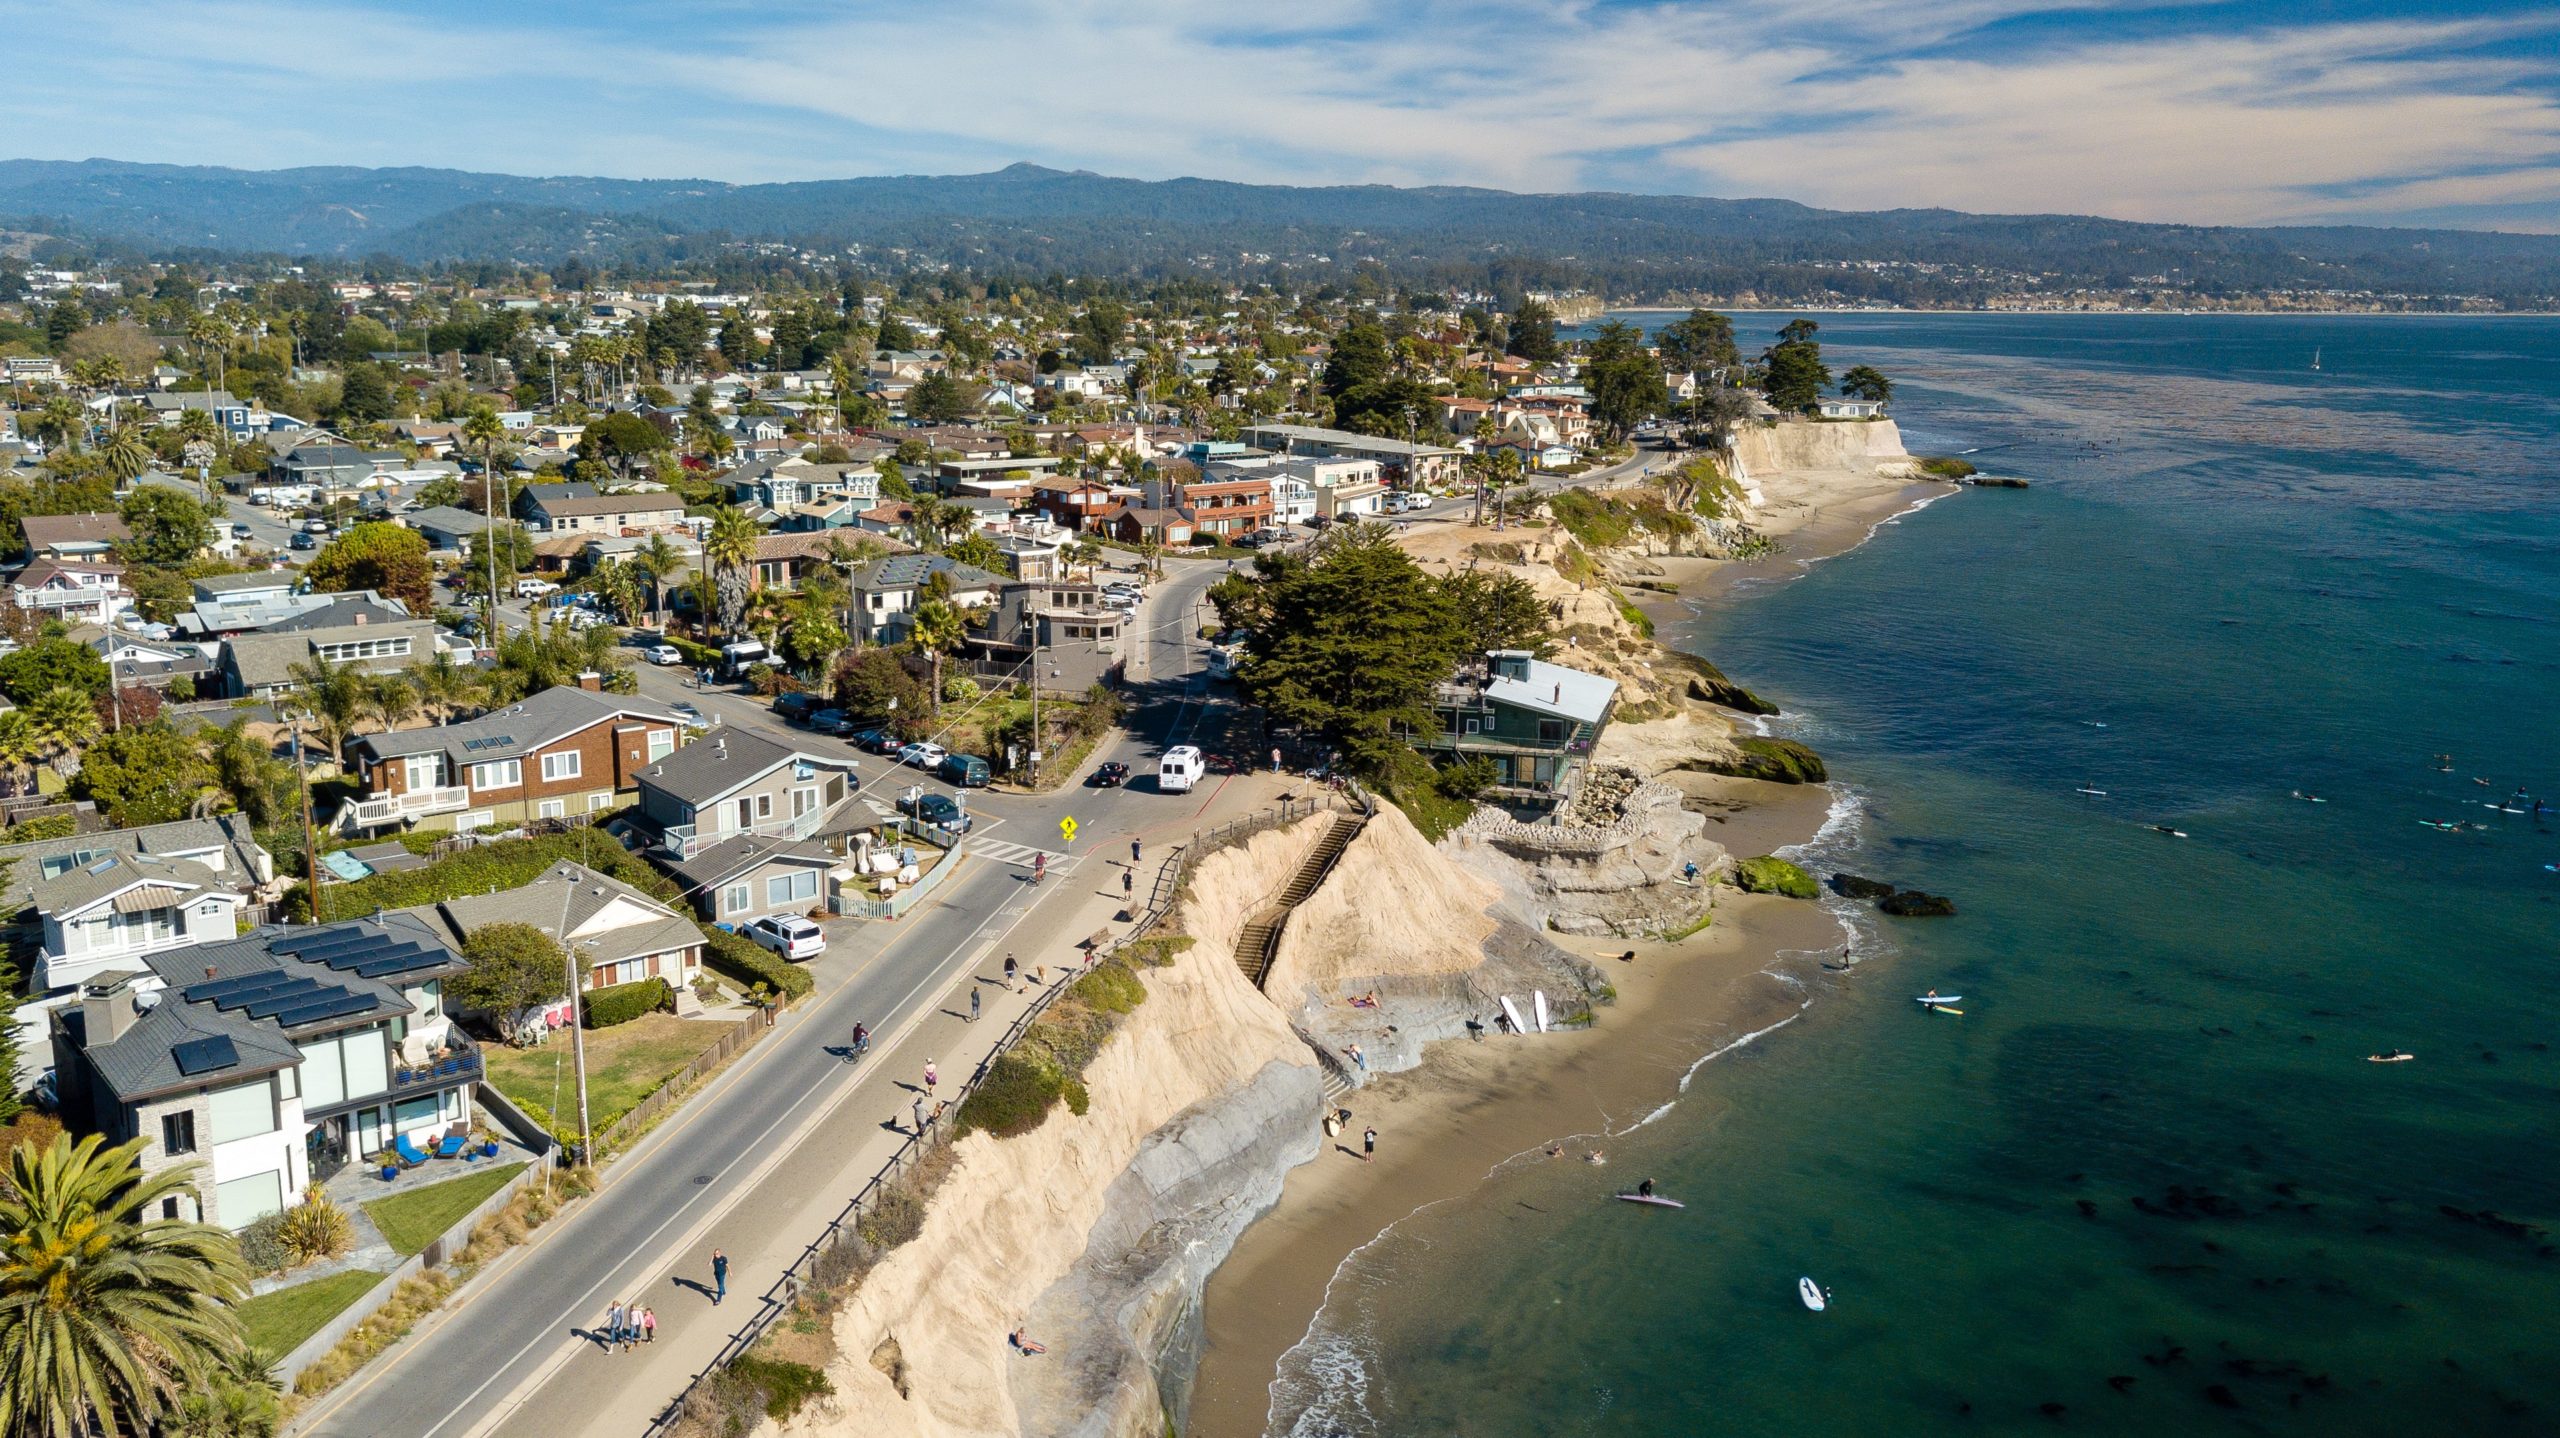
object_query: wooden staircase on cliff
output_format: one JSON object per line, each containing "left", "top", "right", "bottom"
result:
{"left": 1233, "top": 811, "right": 1364, "bottom": 992}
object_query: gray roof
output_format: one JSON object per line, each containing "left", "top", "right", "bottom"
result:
{"left": 1483, "top": 654, "right": 1619, "bottom": 726}
{"left": 193, "top": 571, "right": 293, "bottom": 597}
{"left": 263, "top": 595, "right": 413, "bottom": 633}
{"left": 395, "top": 861, "right": 701, "bottom": 972}
{"left": 67, "top": 914, "right": 462, "bottom": 1104}
{"left": 0, "top": 814, "right": 264, "bottom": 922}
{"left": 633, "top": 725, "right": 837, "bottom": 805}
{"left": 29, "top": 850, "right": 221, "bottom": 921}
{"left": 350, "top": 684, "right": 680, "bottom": 766}
{"left": 221, "top": 618, "right": 441, "bottom": 692}
{"left": 403, "top": 506, "right": 506, "bottom": 543}
{"left": 520, "top": 482, "right": 598, "bottom": 504}
{"left": 664, "top": 833, "right": 834, "bottom": 894}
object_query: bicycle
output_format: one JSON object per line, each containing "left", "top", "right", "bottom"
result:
{"left": 847, "top": 1026, "right": 871, "bottom": 1062}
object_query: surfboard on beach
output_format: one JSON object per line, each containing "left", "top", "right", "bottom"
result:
{"left": 1534, "top": 990, "right": 1551, "bottom": 1032}
{"left": 1498, "top": 995, "right": 1528, "bottom": 1034}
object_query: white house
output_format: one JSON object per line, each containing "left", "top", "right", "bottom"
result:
{"left": 31, "top": 852, "right": 249, "bottom": 995}
{"left": 11, "top": 559, "right": 131, "bottom": 625}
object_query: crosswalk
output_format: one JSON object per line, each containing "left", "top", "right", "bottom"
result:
{"left": 970, "top": 837, "right": 1076, "bottom": 872}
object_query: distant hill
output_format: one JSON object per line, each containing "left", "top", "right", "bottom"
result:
{"left": 5, "top": 158, "right": 2558, "bottom": 307}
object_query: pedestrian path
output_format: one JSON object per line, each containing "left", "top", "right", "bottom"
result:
{"left": 971, "top": 837, "right": 1076, "bottom": 871}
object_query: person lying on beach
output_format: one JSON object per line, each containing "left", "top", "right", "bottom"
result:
{"left": 1618, "top": 950, "right": 1637, "bottom": 962}
{"left": 1348, "top": 991, "right": 1380, "bottom": 1009}
{"left": 1010, "top": 1327, "right": 1046, "bottom": 1354}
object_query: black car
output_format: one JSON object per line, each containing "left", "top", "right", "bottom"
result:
{"left": 853, "top": 728, "right": 907, "bottom": 756}
{"left": 897, "top": 792, "right": 973, "bottom": 832}
{"left": 289, "top": 531, "right": 317, "bottom": 551}
{"left": 1090, "top": 761, "right": 1130, "bottom": 787}
{"left": 808, "top": 708, "right": 858, "bottom": 737}
{"left": 773, "top": 693, "right": 822, "bottom": 726}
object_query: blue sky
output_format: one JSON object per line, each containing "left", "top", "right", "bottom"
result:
{"left": 13, "top": 0, "right": 2560, "bottom": 230}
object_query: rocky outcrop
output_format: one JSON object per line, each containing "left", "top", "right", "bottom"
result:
{"left": 1830, "top": 872, "right": 1957, "bottom": 917}
{"left": 1830, "top": 873, "right": 1895, "bottom": 902}
{"left": 1694, "top": 736, "right": 1828, "bottom": 785}
{"left": 1732, "top": 855, "right": 1817, "bottom": 898}
{"left": 1443, "top": 780, "right": 1722, "bottom": 937}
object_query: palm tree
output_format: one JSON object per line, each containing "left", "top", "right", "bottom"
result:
{"left": 363, "top": 671, "right": 420, "bottom": 733}
{"left": 99, "top": 425, "right": 154, "bottom": 488}
{"left": 907, "top": 596, "right": 968, "bottom": 718}
{"left": 588, "top": 557, "right": 644, "bottom": 627}
{"left": 285, "top": 656, "right": 366, "bottom": 759}
{"left": 26, "top": 687, "right": 99, "bottom": 773}
{"left": 197, "top": 718, "right": 288, "bottom": 826}
{"left": 29, "top": 397, "right": 85, "bottom": 455}
{"left": 461, "top": 406, "right": 509, "bottom": 641}
{"left": 0, "top": 1133, "right": 250, "bottom": 1438}
{"left": 407, "top": 651, "right": 482, "bottom": 724}
{"left": 0, "top": 710, "right": 38, "bottom": 797}
{"left": 702, "top": 506, "right": 760, "bottom": 639}
{"left": 635, "top": 532, "right": 685, "bottom": 629}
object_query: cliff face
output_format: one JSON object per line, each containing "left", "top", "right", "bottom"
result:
{"left": 1442, "top": 779, "right": 1722, "bottom": 938}
{"left": 1730, "top": 416, "right": 1914, "bottom": 480}
{"left": 1264, "top": 805, "right": 1602, "bottom": 1074}
{"left": 812, "top": 823, "right": 1325, "bottom": 1438}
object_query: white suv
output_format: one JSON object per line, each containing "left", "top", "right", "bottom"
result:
{"left": 742, "top": 914, "right": 826, "bottom": 961}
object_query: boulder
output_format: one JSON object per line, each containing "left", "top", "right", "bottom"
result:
{"left": 1881, "top": 889, "right": 1957, "bottom": 918}
{"left": 1732, "top": 855, "right": 1818, "bottom": 899}
{"left": 1830, "top": 873, "right": 1895, "bottom": 902}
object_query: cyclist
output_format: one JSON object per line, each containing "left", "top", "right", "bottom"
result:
{"left": 849, "top": 1022, "right": 870, "bottom": 1057}
{"left": 1031, "top": 852, "right": 1047, "bottom": 886}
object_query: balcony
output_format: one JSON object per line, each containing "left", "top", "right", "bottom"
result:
{"left": 348, "top": 785, "right": 471, "bottom": 829}
{"left": 658, "top": 803, "right": 836, "bottom": 862}
{"left": 389, "top": 1032, "right": 482, "bottom": 1096}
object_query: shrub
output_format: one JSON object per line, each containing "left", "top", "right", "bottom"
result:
{"left": 1918, "top": 455, "right": 1977, "bottom": 479}
{"left": 306, "top": 818, "right": 674, "bottom": 921}
{"left": 855, "top": 1185, "right": 927, "bottom": 1251}
{"left": 1068, "top": 962, "right": 1145, "bottom": 1016}
{"left": 953, "top": 1050, "right": 1068, "bottom": 1139}
{"left": 4, "top": 812, "right": 75, "bottom": 843}
{"left": 941, "top": 675, "right": 980, "bottom": 704}
{"left": 1119, "top": 934, "right": 1193, "bottom": 968}
{"left": 237, "top": 1212, "right": 291, "bottom": 1274}
{"left": 729, "top": 1355, "right": 834, "bottom": 1423}
{"left": 701, "top": 926, "right": 814, "bottom": 999}
{"left": 1733, "top": 855, "right": 1818, "bottom": 899}
{"left": 1433, "top": 755, "right": 1499, "bottom": 803}
{"left": 278, "top": 1189, "right": 355, "bottom": 1265}
{"left": 583, "top": 977, "right": 671, "bottom": 1028}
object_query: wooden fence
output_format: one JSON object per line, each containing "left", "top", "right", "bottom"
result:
{"left": 592, "top": 1004, "right": 778, "bottom": 1158}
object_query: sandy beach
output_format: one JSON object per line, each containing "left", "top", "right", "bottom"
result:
{"left": 1184, "top": 785, "right": 1845, "bottom": 1438}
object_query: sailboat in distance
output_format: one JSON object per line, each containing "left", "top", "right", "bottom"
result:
{"left": 2311, "top": 347, "right": 2322, "bottom": 371}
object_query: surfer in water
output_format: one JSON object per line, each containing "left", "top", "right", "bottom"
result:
{"left": 1637, "top": 1178, "right": 1657, "bottom": 1198}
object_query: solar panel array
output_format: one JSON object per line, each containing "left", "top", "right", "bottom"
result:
{"left": 171, "top": 1035, "right": 239, "bottom": 1076}
{"left": 178, "top": 969, "right": 383, "bottom": 1029}
{"left": 267, "top": 926, "right": 454, "bottom": 982}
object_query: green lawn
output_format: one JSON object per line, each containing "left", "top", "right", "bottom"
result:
{"left": 361, "top": 1163, "right": 527, "bottom": 1257}
{"left": 483, "top": 1013, "right": 733, "bottom": 1137}
{"left": 239, "top": 1270, "right": 384, "bottom": 1358}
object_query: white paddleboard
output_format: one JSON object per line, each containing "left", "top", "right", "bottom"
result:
{"left": 1616, "top": 1193, "right": 1684, "bottom": 1209}
{"left": 1799, "top": 1277, "right": 1826, "bottom": 1311}
{"left": 1915, "top": 995, "right": 1963, "bottom": 1007}
{"left": 1498, "top": 995, "right": 1528, "bottom": 1034}
{"left": 1534, "top": 990, "right": 1551, "bottom": 1033}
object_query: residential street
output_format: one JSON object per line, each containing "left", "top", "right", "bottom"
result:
{"left": 294, "top": 559, "right": 1274, "bottom": 1438}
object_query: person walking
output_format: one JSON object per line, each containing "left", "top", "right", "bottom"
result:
{"left": 623, "top": 1301, "right": 641, "bottom": 1353}
{"left": 1122, "top": 869, "right": 1134, "bottom": 900}
{"left": 642, "top": 1306, "right": 657, "bottom": 1344}
{"left": 1347, "top": 1043, "right": 1366, "bottom": 1073}
{"left": 1004, "top": 953, "right": 1019, "bottom": 991}
{"left": 711, "top": 1249, "right": 729, "bottom": 1307}
{"left": 1362, "top": 1127, "right": 1378, "bottom": 1163}
{"left": 924, "top": 1059, "right": 939, "bottom": 1095}
{"left": 969, "top": 987, "right": 982, "bottom": 1023}
{"left": 913, "top": 1094, "right": 927, "bottom": 1135}
{"left": 1130, "top": 838, "right": 1142, "bottom": 864}
{"left": 604, "top": 1300, "right": 625, "bottom": 1353}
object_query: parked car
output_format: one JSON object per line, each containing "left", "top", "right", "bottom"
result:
{"left": 512, "top": 577, "right": 559, "bottom": 599}
{"left": 937, "top": 753, "right": 991, "bottom": 787}
{"left": 897, "top": 742, "right": 948, "bottom": 769}
{"left": 303, "top": 517, "right": 333, "bottom": 534}
{"left": 645, "top": 644, "right": 683, "bottom": 665}
{"left": 742, "top": 914, "right": 826, "bottom": 962}
{"left": 1089, "top": 761, "right": 1131, "bottom": 788}
{"left": 230, "top": 522, "right": 253, "bottom": 540}
{"left": 773, "top": 693, "right": 823, "bottom": 726}
{"left": 1404, "top": 491, "right": 1433, "bottom": 509}
{"left": 669, "top": 701, "right": 706, "bottom": 727}
{"left": 897, "top": 791, "right": 972, "bottom": 832}
{"left": 854, "top": 729, "right": 906, "bottom": 756}
{"left": 809, "top": 708, "right": 859, "bottom": 737}
{"left": 288, "top": 531, "right": 316, "bottom": 551}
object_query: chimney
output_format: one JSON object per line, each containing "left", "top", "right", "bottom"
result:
{"left": 715, "top": 737, "right": 727, "bottom": 760}
{"left": 576, "top": 670, "right": 603, "bottom": 692}
{"left": 82, "top": 975, "right": 141, "bottom": 1045}
{"left": 352, "top": 611, "right": 367, "bottom": 626}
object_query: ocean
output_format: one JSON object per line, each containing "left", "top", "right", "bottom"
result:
{"left": 1260, "top": 314, "right": 2560, "bottom": 1436}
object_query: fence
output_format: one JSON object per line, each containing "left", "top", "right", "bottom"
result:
{"left": 593, "top": 1004, "right": 778, "bottom": 1157}
{"left": 839, "top": 841, "right": 966, "bottom": 920}
{"left": 642, "top": 821, "right": 1204, "bottom": 1436}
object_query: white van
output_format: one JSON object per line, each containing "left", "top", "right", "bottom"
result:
{"left": 1157, "top": 744, "right": 1204, "bottom": 794}
{"left": 718, "top": 639, "right": 771, "bottom": 679}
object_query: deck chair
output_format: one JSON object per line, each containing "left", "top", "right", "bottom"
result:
{"left": 433, "top": 1132, "right": 468, "bottom": 1160}
{"left": 394, "top": 1134, "right": 429, "bottom": 1167}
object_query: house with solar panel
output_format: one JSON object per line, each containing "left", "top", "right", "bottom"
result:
{"left": 48, "top": 914, "right": 477, "bottom": 1230}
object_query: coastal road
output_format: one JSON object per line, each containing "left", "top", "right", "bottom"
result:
{"left": 295, "top": 561, "right": 1242, "bottom": 1438}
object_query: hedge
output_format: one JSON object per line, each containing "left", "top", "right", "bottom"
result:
{"left": 307, "top": 816, "right": 683, "bottom": 922}
{"left": 664, "top": 635, "right": 722, "bottom": 667}
{"left": 583, "top": 977, "right": 671, "bottom": 1028}
{"left": 955, "top": 952, "right": 1150, "bottom": 1140}
{"left": 701, "top": 926, "right": 814, "bottom": 1000}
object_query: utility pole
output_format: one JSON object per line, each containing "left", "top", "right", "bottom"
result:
{"left": 557, "top": 866, "right": 593, "bottom": 1170}
{"left": 291, "top": 715, "right": 321, "bottom": 922}
{"left": 484, "top": 457, "right": 504, "bottom": 645}
{"left": 1028, "top": 620, "right": 1043, "bottom": 788}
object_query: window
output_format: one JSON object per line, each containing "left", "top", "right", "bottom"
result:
{"left": 538, "top": 799, "right": 565, "bottom": 819}
{"left": 792, "top": 787, "right": 818, "bottom": 819}
{"left": 765, "top": 869, "right": 818, "bottom": 908}
{"left": 725, "top": 885, "right": 750, "bottom": 915}
{"left": 588, "top": 793, "right": 612, "bottom": 811}
{"left": 161, "top": 1111, "right": 196, "bottom": 1155}
{"left": 393, "top": 1095, "right": 440, "bottom": 1133}
{"left": 468, "top": 759, "right": 522, "bottom": 791}
{"left": 1537, "top": 719, "right": 1569, "bottom": 744}
{"left": 646, "top": 729, "right": 675, "bottom": 762}
{"left": 458, "top": 810, "right": 492, "bottom": 831}
{"left": 755, "top": 793, "right": 774, "bottom": 820}
{"left": 208, "top": 1079, "right": 277, "bottom": 1143}
{"left": 404, "top": 755, "right": 445, "bottom": 791}
{"left": 540, "top": 751, "right": 582, "bottom": 782}
{"left": 214, "top": 1171, "right": 284, "bottom": 1228}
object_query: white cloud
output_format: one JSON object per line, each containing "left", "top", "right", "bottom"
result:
{"left": 5, "top": 0, "right": 2558, "bottom": 227}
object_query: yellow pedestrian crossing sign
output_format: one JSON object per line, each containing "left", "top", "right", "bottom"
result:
{"left": 1060, "top": 816, "right": 1079, "bottom": 843}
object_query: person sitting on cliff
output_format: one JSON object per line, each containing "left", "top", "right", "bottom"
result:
{"left": 1349, "top": 990, "right": 1379, "bottom": 1009}
{"left": 1011, "top": 1327, "right": 1046, "bottom": 1355}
